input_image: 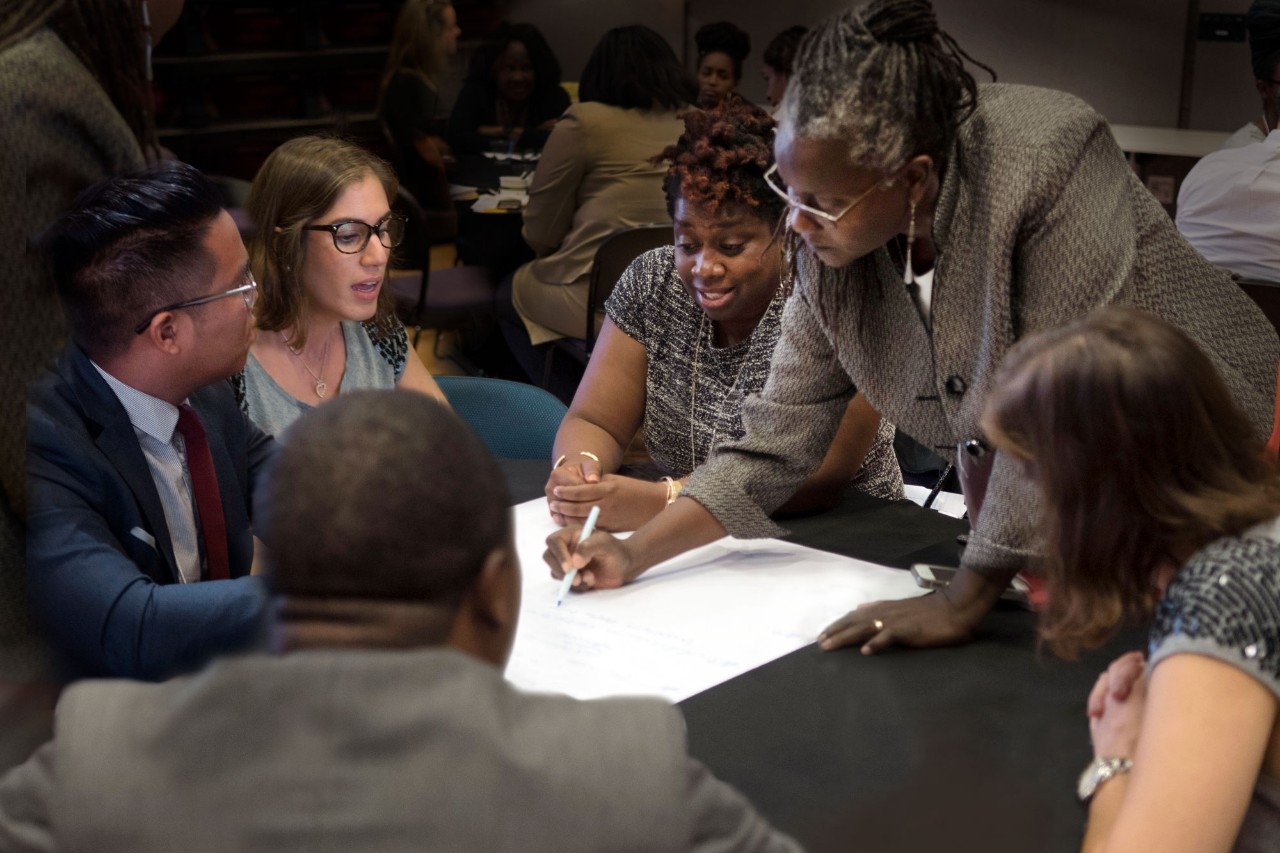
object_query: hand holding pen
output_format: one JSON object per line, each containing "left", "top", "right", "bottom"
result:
{"left": 545, "top": 505, "right": 637, "bottom": 598}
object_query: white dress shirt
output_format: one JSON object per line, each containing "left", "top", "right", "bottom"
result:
{"left": 1177, "top": 130, "right": 1280, "bottom": 282}
{"left": 92, "top": 364, "right": 203, "bottom": 584}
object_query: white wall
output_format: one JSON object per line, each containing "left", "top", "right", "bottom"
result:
{"left": 508, "top": 0, "right": 1255, "bottom": 131}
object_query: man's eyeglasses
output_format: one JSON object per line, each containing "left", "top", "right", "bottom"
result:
{"left": 763, "top": 163, "right": 889, "bottom": 228}
{"left": 134, "top": 276, "right": 258, "bottom": 335}
{"left": 302, "top": 215, "right": 407, "bottom": 254}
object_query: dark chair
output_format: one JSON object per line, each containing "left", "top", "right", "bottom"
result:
{"left": 389, "top": 185, "right": 495, "bottom": 367}
{"left": 436, "top": 375, "right": 567, "bottom": 459}
{"left": 1235, "top": 275, "right": 1280, "bottom": 336}
{"left": 543, "top": 224, "right": 672, "bottom": 385}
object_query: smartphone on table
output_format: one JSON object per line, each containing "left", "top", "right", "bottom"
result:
{"left": 910, "top": 564, "right": 1033, "bottom": 609}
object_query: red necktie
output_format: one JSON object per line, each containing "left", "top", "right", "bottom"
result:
{"left": 175, "top": 405, "right": 230, "bottom": 581}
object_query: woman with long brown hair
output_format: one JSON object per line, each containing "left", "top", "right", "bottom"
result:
{"left": 983, "top": 306, "right": 1280, "bottom": 852}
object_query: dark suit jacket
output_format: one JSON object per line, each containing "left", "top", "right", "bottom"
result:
{"left": 25, "top": 345, "right": 275, "bottom": 680}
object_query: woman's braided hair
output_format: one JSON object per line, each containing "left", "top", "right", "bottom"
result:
{"left": 657, "top": 94, "right": 784, "bottom": 228}
{"left": 781, "top": 0, "right": 994, "bottom": 173}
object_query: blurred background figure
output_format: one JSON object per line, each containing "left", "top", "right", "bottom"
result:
{"left": 1222, "top": 0, "right": 1280, "bottom": 149}
{"left": 447, "top": 21, "right": 570, "bottom": 155}
{"left": 760, "top": 25, "right": 808, "bottom": 111}
{"left": 378, "top": 0, "right": 462, "bottom": 237}
{"left": 241, "top": 136, "right": 447, "bottom": 438}
{"left": 499, "top": 25, "right": 695, "bottom": 402}
{"left": 694, "top": 21, "right": 750, "bottom": 109}
{"left": 0, "top": 0, "right": 184, "bottom": 771}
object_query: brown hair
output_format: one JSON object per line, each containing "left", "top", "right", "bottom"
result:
{"left": 246, "top": 136, "right": 399, "bottom": 349}
{"left": 982, "top": 307, "right": 1280, "bottom": 658}
{"left": 658, "top": 94, "right": 784, "bottom": 228}
{"left": 379, "top": 0, "right": 453, "bottom": 97}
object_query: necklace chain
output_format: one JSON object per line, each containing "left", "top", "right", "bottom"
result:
{"left": 283, "top": 328, "right": 335, "bottom": 399}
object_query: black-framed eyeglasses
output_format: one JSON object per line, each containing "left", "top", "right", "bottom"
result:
{"left": 134, "top": 276, "right": 258, "bottom": 335}
{"left": 301, "top": 214, "right": 407, "bottom": 254}
{"left": 763, "top": 163, "right": 890, "bottom": 229}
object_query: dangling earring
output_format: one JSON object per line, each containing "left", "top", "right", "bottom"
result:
{"left": 903, "top": 198, "right": 917, "bottom": 286}
{"left": 141, "top": 1, "right": 154, "bottom": 83}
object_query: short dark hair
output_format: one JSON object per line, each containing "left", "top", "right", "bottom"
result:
{"left": 695, "top": 21, "right": 751, "bottom": 81}
{"left": 1248, "top": 0, "right": 1280, "bottom": 80}
{"left": 44, "top": 161, "right": 224, "bottom": 360}
{"left": 467, "top": 22, "right": 562, "bottom": 98}
{"left": 262, "top": 391, "right": 511, "bottom": 606}
{"left": 762, "top": 25, "right": 808, "bottom": 75}
{"left": 579, "top": 25, "right": 697, "bottom": 111}
{"left": 660, "top": 95, "right": 784, "bottom": 228}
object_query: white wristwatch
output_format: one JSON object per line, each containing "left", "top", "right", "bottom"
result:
{"left": 1077, "top": 756, "right": 1133, "bottom": 803}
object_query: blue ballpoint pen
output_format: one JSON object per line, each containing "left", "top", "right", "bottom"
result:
{"left": 556, "top": 505, "right": 600, "bottom": 607}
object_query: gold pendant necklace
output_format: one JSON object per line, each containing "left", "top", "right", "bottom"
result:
{"left": 283, "top": 328, "right": 335, "bottom": 399}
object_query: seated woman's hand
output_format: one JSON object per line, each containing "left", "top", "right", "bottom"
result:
{"left": 548, "top": 474, "right": 668, "bottom": 532}
{"left": 543, "top": 526, "right": 637, "bottom": 592}
{"left": 544, "top": 455, "right": 602, "bottom": 526}
{"left": 1087, "top": 651, "right": 1148, "bottom": 759}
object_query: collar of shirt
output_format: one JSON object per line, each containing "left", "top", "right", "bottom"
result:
{"left": 91, "top": 362, "right": 183, "bottom": 445}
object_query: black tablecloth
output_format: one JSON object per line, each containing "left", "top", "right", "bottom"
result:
{"left": 499, "top": 459, "right": 1140, "bottom": 853}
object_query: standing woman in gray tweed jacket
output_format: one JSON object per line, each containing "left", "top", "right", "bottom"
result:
{"left": 545, "top": 0, "right": 1280, "bottom": 654}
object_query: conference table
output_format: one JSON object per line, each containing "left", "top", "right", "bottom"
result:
{"left": 500, "top": 459, "right": 1141, "bottom": 853}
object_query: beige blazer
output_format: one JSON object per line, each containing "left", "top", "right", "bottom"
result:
{"left": 513, "top": 100, "right": 685, "bottom": 344}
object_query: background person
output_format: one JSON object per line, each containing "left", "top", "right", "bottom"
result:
{"left": 1222, "top": 0, "right": 1280, "bottom": 149}
{"left": 546, "top": 96, "right": 900, "bottom": 534}
{"left": 0, "top": 0, "right": 185, "bottom": 760}
{"left": 761, "top": 25, "right": 808, "bottom": 110}
{"left": 545, "top": 0, "right": 1279, "bottom": 652}
{"left": 378, "top": 0, "right": 463, "bottom": 232}
{"left": 694, "top": 21, "right": 750, "bottom": 109}
{"left": 446, "top": 22, "right": 569, "bottom": 155}
{"left": 498, "top": 25, "right": 694, "bottom": 401}
{"left": 239, "top": 136, "right": 446, "bottom": 438}
{"left": 0, "top": 391, "right": 802, "bottom": 853}
{"left": 982, "top": 307, "right": 1280, "bottom": 853}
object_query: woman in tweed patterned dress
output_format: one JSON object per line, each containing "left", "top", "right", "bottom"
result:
{"left": 545, "top": 0, "right": 1280, "bottom": 653}
{"left": 545, "top": 97, "right": 900, "bottom": 534}
{"left": 984, "top": 308, "right": 1280, "bottom": 853}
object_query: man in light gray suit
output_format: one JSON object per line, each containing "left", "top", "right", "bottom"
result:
{"left": 0, "top": 390, "right": 800, "bottom": 852}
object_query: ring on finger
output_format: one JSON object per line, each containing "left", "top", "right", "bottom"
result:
{"left": 873, "top": 619, "right": 885, "bottom": 631}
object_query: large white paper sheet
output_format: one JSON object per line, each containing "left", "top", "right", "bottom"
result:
{"left": 504, "top": 498, "right": 927, "bottom": 702}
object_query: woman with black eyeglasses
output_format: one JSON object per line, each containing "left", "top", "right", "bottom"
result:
{"left": 237, "top": 136, "right": 446, "bottom": 437}
{"left": 545, "top": 0, "right": 1279, "bottom": 655}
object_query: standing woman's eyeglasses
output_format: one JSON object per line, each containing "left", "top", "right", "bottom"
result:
{"left": 301, "top": 214, "right": 408, "bottom": 254}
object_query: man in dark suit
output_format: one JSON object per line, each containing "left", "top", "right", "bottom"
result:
{"left": 0, "top": 391, "right": 800, "bottom": 852}
{"left": 25, "top": 162, "right": 273, "bottom": 681}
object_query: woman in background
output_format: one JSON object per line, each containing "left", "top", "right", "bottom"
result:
{"left": 378, "top": 0, "right": 462, "bottom": 221}
{"left": 498, "top": 25, "right": 694, "bottom": 401}
{"left": 983, "top": 307, "right": 1280, "bottom": 853}
{"left": 546, "top": 96, "right": 899, "bottom": 534}
{"left": 446, "top": 22, "right": 569, "bottom": 155}
{"left": 694, "top": 21, "right": 750, "bottom": 109}
{"left": 239, "top": 136, "right": 445, "bottom": 437}
{"left": 761, "top": 25, "right": 808, "bottom": 110}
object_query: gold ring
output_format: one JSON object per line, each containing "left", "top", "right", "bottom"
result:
{"left": 873, "top": 619, "right": 885, "bottom": 631}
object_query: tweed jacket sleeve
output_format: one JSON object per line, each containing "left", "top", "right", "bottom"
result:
{"left": 682, "top": 278, "right": 854, "bottom": 538}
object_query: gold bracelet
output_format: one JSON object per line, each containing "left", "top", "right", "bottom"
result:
{"left": 553, "top": 451, "right": 602, "bottom": 470}
{"left": 661, "top": 476, "right": 683, "bottom": 505}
